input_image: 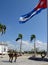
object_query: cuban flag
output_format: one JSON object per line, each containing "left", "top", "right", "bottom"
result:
{"left": 19, "top": 0, "right": 47, "bottom": 23}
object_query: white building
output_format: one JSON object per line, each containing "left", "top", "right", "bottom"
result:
{"left": 0, "top": 43, "right": 8, "bottom": 54}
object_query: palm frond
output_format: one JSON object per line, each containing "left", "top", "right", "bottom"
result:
{"left": 0, "top": 24, "right": 6, "bottom": 35}
{"left": 30, "top": 34, "right": 36, "bottom": 41}
{"left": 18, "top": 34, "right": 23, "bottom": 39}
{"left": 16, "top": 38, "right": 21, "bottom": 41}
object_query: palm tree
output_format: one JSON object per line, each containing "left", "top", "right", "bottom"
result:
{"left": 30, "top": 34, "right": 36, "bottom": 57}
{"left": 0, "top": 24, "right": 6, "bottom": 35}
{"left": 0, "top": 23, "right": 6, "bottom": 58}
{"left": 16, "top": 34, "right": 23, "bottom": 55}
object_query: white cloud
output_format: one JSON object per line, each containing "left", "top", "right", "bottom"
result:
{"left": 1, "top": 40, "right": 47, "bottom": 51}
{"left": 2, "top": 41, "right": 16, "bottom": 50}
{"left": 16, "top": 40, "right": 29, "bottom": 45}
{"left": 36, "top": 40, "right": 47, "bottom": 51}
{"left": 16, "top": 40, "right": 47, "bottom": 51}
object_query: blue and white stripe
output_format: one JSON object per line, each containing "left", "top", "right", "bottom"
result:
{"left": 19, "top": 8, "right": 43, "bottom": 23}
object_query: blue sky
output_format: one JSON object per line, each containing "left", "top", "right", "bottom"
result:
{"left": 0, "top": 0, "right": 47, "bottom": 51}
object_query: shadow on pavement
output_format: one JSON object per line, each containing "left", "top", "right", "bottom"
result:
{"left": 28, "top": 57, "right": 48, "bottom": 62}
{"left": 2, "top": 60, "right": 10, "bottom": 63}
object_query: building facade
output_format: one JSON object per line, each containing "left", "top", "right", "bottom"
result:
{"left": 0, "top": 43, "right": 8, "bottom": 54}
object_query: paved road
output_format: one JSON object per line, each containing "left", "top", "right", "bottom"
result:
{"left": 0, "top": 55, "right": 48, "bottom": 65}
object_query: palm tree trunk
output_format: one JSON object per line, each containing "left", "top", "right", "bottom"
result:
{"left": 34, "top": 38, "right": 36, "bottom": 57}
{"left": 20, "top": 39, "right": 22, "bottom": 55}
